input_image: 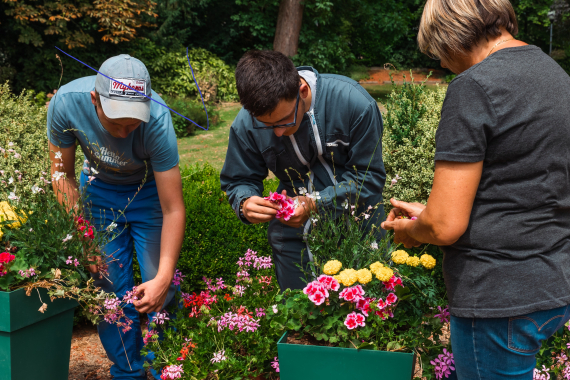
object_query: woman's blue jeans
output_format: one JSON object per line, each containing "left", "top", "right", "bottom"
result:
{"left": 80, "top": 173, "right": 176, "bottom": 380}
{"left": 450, "top": 304, "right": 570, "bottom": 379}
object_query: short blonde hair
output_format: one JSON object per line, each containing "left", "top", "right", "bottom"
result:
{"left": 418, "top": 0, "right": 518, "bottom": 61}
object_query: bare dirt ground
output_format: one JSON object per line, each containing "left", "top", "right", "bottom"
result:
{"left": 361, "top": 67, "right": 447, "bottom": 85}
{"left": 69, "top": 325, "right": 154, "bottom": 380}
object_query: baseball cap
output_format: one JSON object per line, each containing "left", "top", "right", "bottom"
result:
{"left": 95, "top": 54, "right": 152, "bottom": 123}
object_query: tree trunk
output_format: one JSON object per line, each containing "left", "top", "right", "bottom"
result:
{"left": 273, "top": 0, "right": 304, "bottom": 57}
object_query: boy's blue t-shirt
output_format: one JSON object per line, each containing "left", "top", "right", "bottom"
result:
{"left": 47, "top": 76, "right": 179, "bottom": 185}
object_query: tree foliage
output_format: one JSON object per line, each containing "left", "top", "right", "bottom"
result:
{"left": 2, "top": 0, "right": 158, "bottom": 48}
{"left": 1, "top": 0, "right": 569, "bottom": 95}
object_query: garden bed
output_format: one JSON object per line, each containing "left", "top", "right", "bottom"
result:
{"left": 69, "top": 325, "right": 154, "bottom": 380}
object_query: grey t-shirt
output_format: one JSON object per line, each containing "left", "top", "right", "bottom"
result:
{"left": 436, "top": 45, "right": 570, "bottom": 318}
{"left": 47, "top": 76, "right": 179, "bottom": 185}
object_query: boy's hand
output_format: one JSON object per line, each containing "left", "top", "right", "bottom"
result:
{"left": 242, "top": 196, "right": 281, "bottom": 224}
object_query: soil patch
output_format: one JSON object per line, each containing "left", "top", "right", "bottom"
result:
{"left": 362, "top": 67, "right": 447, "bottom": 85}
{"left": 69, "top": 324, "right": 153, "bottom": 380}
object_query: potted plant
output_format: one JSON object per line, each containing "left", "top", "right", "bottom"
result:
{"left": 143, "top": 249, "right": 281, "bottom": 380}
{"left": 0, "top": 144, "right": 137, "bottom": 380}
{"left": 267, "top": 195, "right": 453, "bottom": 380}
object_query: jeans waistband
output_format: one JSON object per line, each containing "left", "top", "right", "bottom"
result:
{"left": 80, "top": 172, "right": 156, "bottom": 192}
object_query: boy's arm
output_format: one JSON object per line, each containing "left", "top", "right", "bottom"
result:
{"left": 49, "top": 141, "right": 79, "bottom": 211}
{"left": 135, "top": 165, "right": 185, "bottom": 313}
{"left": 220, "top": 126, "right": 270, "bottom": 224}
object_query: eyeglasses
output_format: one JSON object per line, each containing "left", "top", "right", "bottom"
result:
{"left": 253, "top": 88, "right": 301, "bottom": 130}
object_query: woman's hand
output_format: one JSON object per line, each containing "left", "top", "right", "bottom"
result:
{"left": 382, "top": 218, "right": 422, "bottom": 248}
{"left": 383, "top": 198, "right": 426, "bottom": 224}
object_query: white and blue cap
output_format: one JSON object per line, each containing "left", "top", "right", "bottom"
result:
{"left": 95, "top": 54, "right": 152, "bottom": 123}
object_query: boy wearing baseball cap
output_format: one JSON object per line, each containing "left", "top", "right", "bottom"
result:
{"left": 47, "top": 54, "right": 185, "bottom": 380}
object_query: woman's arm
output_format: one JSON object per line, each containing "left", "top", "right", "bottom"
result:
{"left": 382, "top": 160, "right": 483, "bottom": 247}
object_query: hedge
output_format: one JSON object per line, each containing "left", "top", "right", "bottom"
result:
{"left": 173, "top": 163, "right": 278, "bottom": 291}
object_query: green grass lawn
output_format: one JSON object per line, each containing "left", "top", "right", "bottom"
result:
{"left": 177, "top": 103, "right": 242, "bottom": 170}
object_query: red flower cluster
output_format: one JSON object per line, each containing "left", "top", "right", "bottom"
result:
{"left": 75, "top": 215, "right": 94, "bottom": 240}
{"left": 383, "top": 275, "right": 403, "bottom": 291}
{"left": 182, "top": 291, "right": 217, "bottom": 318}
{"left": 0, "top": 251, "right": 16, "bottom": 277}
{"left": 264, "top": 192, "right": 295, "bottom": 221}
{"left": 176, "top": 341, "right": 196, "bottom": 361}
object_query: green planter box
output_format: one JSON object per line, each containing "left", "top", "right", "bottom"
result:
{"left": 277, "top": 332, "right": 415, "bottom": 380}
{"left": 0, "top": 287, "right": 78, "bottom": 380}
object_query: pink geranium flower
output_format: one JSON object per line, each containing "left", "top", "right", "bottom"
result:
{"left": 317, "top": 275, "right": 340, "bottom": 291}
{"left": 309, "top": 291, "right": 326, "bottom": 305}
{"left": 264, "top": 192, "right": 296, "bottom": 221}
{"left": 383, "top": 275, "right": 403, "bottom": 291}
{"left": 386, "top": 293, "right": 398, "bottom": 305}
{"left": 354, "top": 312, "right": 366, "bottom": 327}
{"left": 344, "top": 313, "right": 358, "bottom": 330}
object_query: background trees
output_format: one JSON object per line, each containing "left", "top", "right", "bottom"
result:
{"left": 0, "top": 0, "right": 568, "bottom": 94}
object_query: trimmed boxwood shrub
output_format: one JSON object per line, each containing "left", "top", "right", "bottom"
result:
{"left": 174, "top": 163, "right": 278, "bottom": 291}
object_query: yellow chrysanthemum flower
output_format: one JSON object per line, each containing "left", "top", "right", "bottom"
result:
{"left": 420, "top": 254, "right": 436, "bottom": 270}
{"left": 406, "top": 256, "right": 420, "bottom": 267}
{"left": 323, "top": 260, "right": 342, "bottom": 275}
{"left": 374, "top": 266, "right": 394, "bottom": 282}
{"left": 338, "top": 268, "right": 358, "bottom": 286}
{"left": 356, "top": 268, "right": 373, "bottom": 284}
{"left": 0, "top": 201, "right": 26, "bottom": 229}
{"left": 370, "top": 261, "right": 384, "bottom": 274}
{"left": 391, "top": 250, "right": 409, "bottom": 265}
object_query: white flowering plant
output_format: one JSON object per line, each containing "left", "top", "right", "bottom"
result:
{"left": 267, "top": 194, "right": 453, "bottom": 379}
{"left": 143, "top": 249, "right": 281, "bottom": 379}
{"left": 0, "top": 85, "right": 144, "bottom": 331}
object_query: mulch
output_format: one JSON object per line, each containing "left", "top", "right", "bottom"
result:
{"left": 68, "top": 324, "right": 154, "bottom": 380}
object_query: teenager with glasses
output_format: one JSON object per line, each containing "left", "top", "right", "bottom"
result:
{"left": 220, "top": 50, "right": 386, "bottom": 291}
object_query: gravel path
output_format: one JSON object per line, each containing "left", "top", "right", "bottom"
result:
{"left": 69, "top": 325, "right": 153, "bottom": 380}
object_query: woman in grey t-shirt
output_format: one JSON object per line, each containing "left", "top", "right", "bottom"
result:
{"left": 382, "top": 0, "right": 570, "bottom": 378}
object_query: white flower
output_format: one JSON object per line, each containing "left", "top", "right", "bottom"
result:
{"left": 390, "top": 174, "right": 402, "bottom": 187}
{"left": 311, "top": 218, "right": 318, "bottom": 224}
{"left": 0, "top": 170, "right": 3, "bottom": 176}
{"left": 31, "top": 185, "right": 43, "bottom": 194}
{"left": 8, "top": 142, "right": 14, "bottom": 147}
{"left": 341, "top": 200, "right": 349, "bottom": 209}
{"left": 211, "top": 350, "right": 227, "bottom": 363}
{"left": 364, "top": 214, "right": 370, "bottom": 220}
{"left": 54, "top": 151, "right": 62, "bottom": 160}
{"left": 298, "top": 187, "right": 308, "bottom": 195}
{"left": 8, "top": 191, "right": 19, "bottom": 201}
{"left": 52, "top": 171, "right": 65, "bottom": 181}
{"left": 106, "top": 222, "right": 118, "bottom": 232}
{"left": 272, "top": 304, "right": 278, "bottom": 314}
{"left": 90, "top": 167, "right": 99, "bottom": 175}
{"left": 62, "top": 234, "right": 73, "bottom": 243}
{"left": 87, "top": 176, "right": 96, "bottom": 183}
{"left": 13, "top": 153, "right": 21, "bottom": 159}
{"left": 29, "top": 228, "right": 33, "bottom": 232}
{"left": 305, "top": 191, "right": 321, "bottom": 200}
{"left": 370, "top": 241, "right": 378, "bottom": 250}
{"left": 8, "top": 177, "right": 14, "bottom": 184}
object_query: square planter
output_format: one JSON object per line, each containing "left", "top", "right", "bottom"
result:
{"left": 0, "top": 287, "right": 78, "bottom": 380}
{"left": 277, "top": 332, "right": 415, "bottom": 380}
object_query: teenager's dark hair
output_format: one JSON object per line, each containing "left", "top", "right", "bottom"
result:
{"left": 235, "top": 50, "right": 300, "bottom": 117}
